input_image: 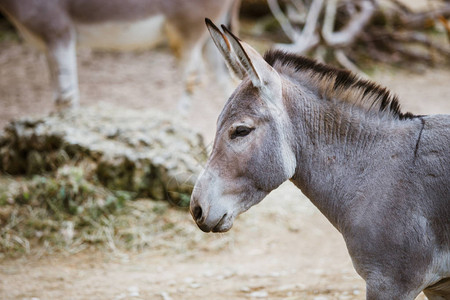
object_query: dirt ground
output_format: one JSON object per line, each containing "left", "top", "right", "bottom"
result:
{"left": 0, "top": 38, "right": 449, "bottom": 300}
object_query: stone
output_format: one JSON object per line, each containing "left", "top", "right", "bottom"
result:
{"left": 250, "top": 291, "right": 269, "bottom": 298}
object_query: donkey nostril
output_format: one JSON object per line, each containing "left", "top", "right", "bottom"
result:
{"left": 193, "top": 205, "right": 203, "bottom": 222}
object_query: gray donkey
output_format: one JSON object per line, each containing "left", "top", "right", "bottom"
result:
{"left": 190, "top": 19, "right": 450, "bottom": 299}
{"left": 0, "top": 0, "right": 239, "bottom": 111}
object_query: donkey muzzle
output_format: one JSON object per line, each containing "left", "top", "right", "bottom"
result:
{"left": 190, "top": 194, "right": 232, "bottom": 233}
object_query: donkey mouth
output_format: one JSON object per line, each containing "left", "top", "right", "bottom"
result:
{"left": 211, "top": 213, "right": 230, "bottom": 233}
{"left": 196, "top": 213, "right": 231, "bottom": 233}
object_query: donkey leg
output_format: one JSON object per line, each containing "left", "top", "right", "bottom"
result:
{"left": 423, "top": 291, "right": 449, "bottom": 300}
{"left": 181, "top": 39, "right": 205, "bottom": 105}
{"left": 423, "top": 278, "right": 450, "bottom": 300}
{"left": 365, "top": 279, "right": 421, "bottom": 300}
{"left": 366, "top": 287, "right": 417, "bottom": 300}
{"left": 45, "top": 29, "right": 79, "bottom": 111}
{"left": 204, "top": 39, "right": 236, "bottom": 96}
{"left": 176, "top": 39, "right": 206, "bottom": 113}
{"left": 165, "top": 20, "right": 208, "bottom": 113}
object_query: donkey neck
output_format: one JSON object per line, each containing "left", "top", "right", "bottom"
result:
{"left": 282, "top": 79, "right": 423, "bottom": 232}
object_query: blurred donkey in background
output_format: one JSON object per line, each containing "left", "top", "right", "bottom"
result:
{"left": 0, "top": 0, "right": 240, "bottom": 112}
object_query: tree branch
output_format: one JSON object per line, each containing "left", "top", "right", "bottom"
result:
{"left": 335, "top": 49, "right": 368, "bottom": 77}
{"left": 274, "top": 0, "right": 324, "bottom": 53}
{"left": 267, "top": 0, "right": 301, "bottom": 41}
{"left": 322, "top": 0, "right": 376, "bottom": 47}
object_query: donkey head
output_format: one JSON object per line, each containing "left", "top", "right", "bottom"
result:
{"left": 190, "top": 19, "right": 297, "bottom": 232}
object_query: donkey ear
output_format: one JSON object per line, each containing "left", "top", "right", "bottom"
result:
{"left": 205, "top": 18, "right": 245, "bottom": 80}
{"left": 221, "top": 25, "right": 281, "bottom": 99}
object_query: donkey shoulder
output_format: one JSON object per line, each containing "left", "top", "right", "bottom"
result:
{"left": 415, "top": 114, "right": 450, "bottom": 174}
{"left": 415, "top": 114, "right": 450, "bottom": 247}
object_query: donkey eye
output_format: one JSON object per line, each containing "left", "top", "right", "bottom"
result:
{"left": 231, "top": 126, "right": 254, "bottom": 139}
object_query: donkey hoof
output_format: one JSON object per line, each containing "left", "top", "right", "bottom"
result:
{"left": 54, "top": 96, "right": 79, "bottom": 112}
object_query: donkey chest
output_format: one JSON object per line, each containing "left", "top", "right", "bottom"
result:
{"left": 74, "top": 15, "right": 166, "bottom": 50}
{"left": 422, "top": 250, "right": 450, "bottom": 290}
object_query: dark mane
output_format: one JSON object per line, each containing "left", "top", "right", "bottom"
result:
{"left": 264, "top": 49, "right": 415, "bottom": 120}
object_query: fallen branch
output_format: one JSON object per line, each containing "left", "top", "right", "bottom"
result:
{"left": 267, "top": 0, "right": 300, "bottom": 41}
{"left": 267, "top": 0, "right": 450, "bottom": 71}
{"left": 273, "top": 0, "right": 324, "bottom": 53}
{"left": 335, "top": 49, "right": 368, "bottom": 77}
{"left": 322, "top": 0, "right": 376, "bottom": 47}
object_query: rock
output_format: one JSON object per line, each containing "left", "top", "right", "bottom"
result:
{"left": 183, "top": 277, "right": 195, "bottom": 284}
{"left": 159, "top": 292, "right": 172, "bottom": 300}
{"left": 114, "top": 293, "right": 127, "bottom": 300}
{"left": 250, "top": 291, "right": 268, "bottom": 298}
{"left": 0, "top": 104, "right": 207, "bottom": 204}
{"left": 128, "top": 286, "right": 140, "bottom": 297}
{"left": 202, "top": 270, "right": 214, "bottom": 278}
{"left": 353, "top": 289, "right": 361, "bottom": 295}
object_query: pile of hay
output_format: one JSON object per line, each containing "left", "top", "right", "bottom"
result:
{"left": 0, "top": 104, "right": 207, "bottom": 255}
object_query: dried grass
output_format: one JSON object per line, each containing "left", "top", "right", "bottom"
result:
{"left": 0, "top": 167, "right": 219, "bottom": 258}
